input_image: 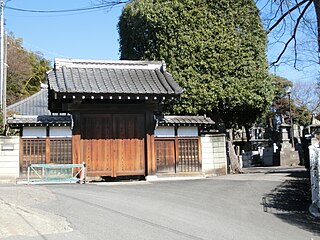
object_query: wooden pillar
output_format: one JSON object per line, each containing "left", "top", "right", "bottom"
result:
{"left": 19, "top": 137, "right": 23, "bottom": 177}
{"left": 45, "top": 138, "right": 50, "bottom": 164}
{"left": 146, "top": 111, "right": 156, "bottom": 176}
{"left": 198, "top": 136, "right": 202, "bottom": 170}
{"left": 175, "top": 137, "right": 179, "bottom": 173}
{"left": 72, "top": 112, "right": 81, "bottom": 164}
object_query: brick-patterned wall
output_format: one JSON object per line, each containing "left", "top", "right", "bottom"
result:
{"left": 201, "top": 134, "right": 227, "bottom": 176}
{"left": 0, "top": 136, "right": 20, "bottom": 179}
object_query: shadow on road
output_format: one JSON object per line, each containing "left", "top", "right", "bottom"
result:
{"left": 262, "top": 169, "right": 320, "bottom": 236}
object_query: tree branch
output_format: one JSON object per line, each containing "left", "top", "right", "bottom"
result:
{"left": 314, "top": 0, "right": 320, "bottom": 51}
{"left": 270, "top": 0, "right": 313, "bottom": 67}
{"left": 267, "top": 0, "right": 310, "bottom": 34}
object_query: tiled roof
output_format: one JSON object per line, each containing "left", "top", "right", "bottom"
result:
{"left": 156, "top": 115, "right": 215, "bottom": 126}
{"left": 7, "top": 88, "right": 51, "bottom": 116}
{"left": 8, "top": 115, "right": 71, "bottom": 127}
{"left": 48, "top": 58, "right": 184, "bottom": 96}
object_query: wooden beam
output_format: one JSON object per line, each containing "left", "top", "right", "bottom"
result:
{"left": 198, "top": 136, "right": 202, "bottom": 170}
{"left": 175, "top": 138, "right": 179, "bottom": 173}
{"left": 72, "top": 112, "right": 81, "bottom": 165}
{"left": 45, "top": 138, "right": 50, "bottom": 164}
{"left": 19, "top": 138, "right": 23, "bottom": 177}
{"left": 72, "top": 134, "right": 81, "bottom": 165}
{"left": 64, "top": 102, "right": 159, "bottom": 112}
{"left": 146, "top": 111, "right": 156, "bottom": 176}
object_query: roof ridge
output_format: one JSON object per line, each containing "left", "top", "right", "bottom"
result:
{"left": 55, "top": 58, "right": 164, "bottom": 70}
{"left": 162, "top": 71, "right": 184, "bottom": 94}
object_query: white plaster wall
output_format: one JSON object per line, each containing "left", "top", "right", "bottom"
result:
{"left": 201, "top": 134, "right": 227, "bottom": 175}
{"left": 23, "top": 127, "right": 46, "bottom": 137}
{"left": 0, "top": 136, "right": 20, "bottom": 178}
{"left": 50, "top": 127, "right": 72, "bottom": 137}
{"left": 309, "top": 146, "right": 320, "bottom": 215}
{"left": 155, "top": 126, "right": 175, "bottom": 137}
{"left": 177, "top": 127, "right": 198, "bottom": 137}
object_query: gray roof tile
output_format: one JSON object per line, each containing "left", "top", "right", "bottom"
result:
{"left": 8, "top": 115, "right": 71, "bottom": 126}
{"left": 7, "top": 89, "right": 51, "bottom": 116}
{"left": 156, "top": 115, "right": 215, "bottom": 126}
{"left": 48, "top": 58, "right": 184, "bottom": 96}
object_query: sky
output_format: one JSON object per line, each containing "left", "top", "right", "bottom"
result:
{"left": 5, "top": 0, "right": 123, "bottom": 60}
{"left": 4, "top": 0, "right": 319, "bottom": 83}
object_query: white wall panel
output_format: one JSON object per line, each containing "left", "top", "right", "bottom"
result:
{"left": 23, "top": 127, "right": 46, "bottom": 137}
{"left": 177, "top": 127, "right": 198, "bottom": 137}
{"left": 50, "top": 127, "right": 72, "bottom": 137}
{"left": 154, "top": 126, "right": 175, "bottom": 137}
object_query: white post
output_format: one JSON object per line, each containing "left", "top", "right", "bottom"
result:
{"left": 27, "top": 164, "right": 30, "bottom": 185}
{"left": 309, "top": 146, "right": 320, "bottom": 217}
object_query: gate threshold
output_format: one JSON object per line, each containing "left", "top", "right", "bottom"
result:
{"left": 146, "top": 173, "right": 206, "bottom": 182}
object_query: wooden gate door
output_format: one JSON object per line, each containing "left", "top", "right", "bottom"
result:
{"left": 80, "top": 114, "right": 145, "bottom": 177}
{"left": 178, "top": 138, "right": 201, "bottom": 172}
{"left": 113, "top": 114, "right": 145, "bottom": 176}
{"left": 81, "top": 115, "right": 113, "bottom": 176}
{"left": 155, "top": 138, "right": 201, "bottom": 173}
{"left": 155, "top": 139, "right": 176, "bottom": 173}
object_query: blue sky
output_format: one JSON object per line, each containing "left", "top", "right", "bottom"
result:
{"left": 5, "top": 0, "right": 123, "bottom": 60}
{"left": 4, "top": 0, "right": 319, "bottom": 83}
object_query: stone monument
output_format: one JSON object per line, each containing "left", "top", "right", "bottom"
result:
{"left": 279, "top": 122, "right": 300, "bottom": 166}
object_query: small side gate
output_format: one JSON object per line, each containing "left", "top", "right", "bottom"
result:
{"left": 20, "top": 137, "right": 72, "bottom": 177}
{"left": 155, "top": 137, "right": 201, "bottom": 173}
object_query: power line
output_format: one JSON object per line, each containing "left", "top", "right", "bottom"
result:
{"left": 5, "top": 1, "right": 127, "bottom": 14}
{"left": 5, "top": 4, "right": 124, "bottom": 18}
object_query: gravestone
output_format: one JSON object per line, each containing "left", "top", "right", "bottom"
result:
{"left": 279, "top": 124, "right": 299, "bottom": 166}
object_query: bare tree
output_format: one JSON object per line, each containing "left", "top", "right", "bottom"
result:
{"left": 291, "top": 79, "right": 320, "bottom": 113}
{"left": 259, "top": 0, "right": 320, "bottom": 68}
{"left": 93, "top": 0, "right": 129, "bottom": 7}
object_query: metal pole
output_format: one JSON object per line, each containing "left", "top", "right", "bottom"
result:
{"left": 3, "top": 32, "right": 6, "bottom": 130}
{"left": 0, "top": 0, "right": 4, "bottom": 109}
{"left": 288, "top": 93, "right": 295, "bottom": 149}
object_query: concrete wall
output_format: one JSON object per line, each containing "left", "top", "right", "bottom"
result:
{"left": 0, "top": 136, "right": 20, "bottom": 179}
{"left": 201, "top": 134, "right": 227, "bottom": 176}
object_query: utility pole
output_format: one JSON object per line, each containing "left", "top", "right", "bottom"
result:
{"left": 3, "top": 32, "right": 6, "bottom": 130}
{"left": 0, "top": 0, "right": 4, "bottom": 109}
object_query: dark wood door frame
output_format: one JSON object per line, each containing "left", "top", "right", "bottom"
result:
{"left": 155, "top": 137, "right": 201, "bottom": 173}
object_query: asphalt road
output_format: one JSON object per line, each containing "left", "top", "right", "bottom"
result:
{"left": 0, "top": 168, "right": 319, "bottom": 240}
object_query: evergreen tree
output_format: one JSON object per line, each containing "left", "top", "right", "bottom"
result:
{"left": 119, "top": 0, "right": 275, "bottom": 128}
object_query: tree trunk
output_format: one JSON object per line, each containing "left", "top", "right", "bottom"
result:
{"left": 228, "top": 130, "right": 243, "bottom": 174}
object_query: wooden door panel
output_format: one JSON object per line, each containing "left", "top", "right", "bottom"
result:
{"left": 155, "top": 140, "right": 176, "bottom": 173}
{"left": 80, "top": 114, "right": 145, "bottom": 177}
{"left": 178, "top": 139, "right": 200, "bottom": 172}
{"left": 113, "top": 115, "right": 145, "bottom": 176}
